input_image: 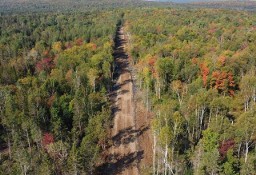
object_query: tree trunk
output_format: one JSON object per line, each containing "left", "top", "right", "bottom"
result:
{"left": 245, "top": 141, "right": 249, "bottom": 163}
{"left": 158, "top": 81, "right": 161, "bottom": 99}
{"left": 93, "top": 79, "right": 96, "bottom": 92}
{"left": 73, "top": 163, "right": 78, "bottom": 175}
{"left": 153, "top": 133, "right": 156, "bottom": 175}
{"left": 156, "top": 158, "right": 159, "bottom": 175}
{"left": 253, "top": 88, "right": 256, "bottom": 103}
{"left": 176, "top": 92, "right": 182, "bottom": 106}
{"left": 164, "top": 143, "right": 168, "bottom": 175}
{"left": 237, "top": 142, "right": 242, "bottom": 158}
{"left": 139, "top": 78, "right": 142, "bottom": 90}
{"left": 199, "top": 106, "right": 205, "bottom": 133}
{"left": 25, "top": 129, "right": 31, "bottom": 152}
{"left": 8, "top": 134, "right": 11, "bottom": 159}
{"left": 146, "top": 84, "right": 149, "bottom": 112}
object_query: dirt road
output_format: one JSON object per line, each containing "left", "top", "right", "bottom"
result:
{"left": 97, "top": 26, "right": 152, "bottom": 175}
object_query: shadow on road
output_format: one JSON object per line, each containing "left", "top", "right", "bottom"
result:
{"left": 112, "top": 125, "right": 149, "bottom": 147}
{"left": 96, "top": 150, "right": 144, "bottom": 175}
{"left": 96, "top": 25, "right": 142, "bottom": 174}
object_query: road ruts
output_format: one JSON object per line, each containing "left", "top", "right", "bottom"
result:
{"left": 98, "top": 26, "right": 143, "bottom": 175}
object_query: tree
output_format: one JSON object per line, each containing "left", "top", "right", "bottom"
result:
{"left": 156, "top": 57, "right": 173, "bottom": 89}
{"left": 193, "top": 129, "right": 220, "bottom": 175}
{"left": 240, "top": 73, "right": 256, "bottom": 111}
{"left": 235, "top": 110, "right": 256, "bottom": 163}
{"left": 222, "top": 149, "right": 238, "bottom": 175}
{"left": 88, "top": 68, "right": 98, "bottom": 92}
{"left": 200, "top": 62, "right": 209, "bottom": 87}
{"left": 52, "top": 41, "right": 63, "bottom": 53}
{"left": 171, "top": 80, "right": 185, "bottom": 105}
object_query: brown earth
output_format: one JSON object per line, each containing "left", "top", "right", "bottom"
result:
{"left": 97, "top": 26, "right": 153, "bottom": 175}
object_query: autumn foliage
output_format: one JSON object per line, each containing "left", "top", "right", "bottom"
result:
{"left": 47, "top": 95, "right": 56, "bottom": 107}
{"left": 218, "top": 56, "right": 226, "bottom": 66}
{"left": 75, "top": 38, "right": 84, "bottom": 46}
{"left": 200, "top": 63, "right": 209, "bottom": 87}
{"left": 36, "top": 57, "right": 55, "bottom": 72}
{"left": 219, "top": 139, "right": 235, "bottom": 158}
{"left": 148, "top": 56, "right": 157, "bottom": 75}
{"left": 211, "top": 71, "right": 235, "bottom": 96}
{"left": 42, "top": 133, "right": 54, "bottom": 147}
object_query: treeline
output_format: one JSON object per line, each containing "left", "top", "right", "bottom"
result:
{"left": 189, "top": 1, "right": 256, "bottom": 11}
{"left": 125, "top": 8, "right": 256, "bottom": 174}
{"left": 0, "top": 0, "right": 167, "bottom": 14}
{"left": 0, "top": 11, "right": 122, "bottom": 174}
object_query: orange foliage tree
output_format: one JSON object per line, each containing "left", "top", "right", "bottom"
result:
{"left": 200, "top": 63, "right": 210, "bottom": 87}
{"left": 210, "top": 71, "right": 235, "bottom": 96}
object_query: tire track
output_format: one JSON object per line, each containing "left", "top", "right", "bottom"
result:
{"left": 97, "top": 26, "right": 143, "bottom": 175}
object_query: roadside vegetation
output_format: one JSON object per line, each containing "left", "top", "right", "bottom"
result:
{"left": 125, "top": 8, "right": 256, "bottom": 174}
{"left": 0, "top": 10, "right": 124, "bottom": 174}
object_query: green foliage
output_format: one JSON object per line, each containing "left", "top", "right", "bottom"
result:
{"left": 156, "top": 57, "right": 174, "bottom": 85}
{"left": 240, "top": 152, "right": 256, "bottom": 175}
{"left": 1, "top": 5, "right": 256, "bottom": 174}
{"left": 202, "top": 129, "right": 219, "bottom": 152}
{"left": 222, "top": 150, "right": 238, "bottom": 175}
{"left": 125, "top": 7, "right": 256, "bottom": 174}
{"left": 0, "top": 10, "right": 119, "bottom": 174}
{"left": 0, "top": 0, "right": 150, "bottom": 14}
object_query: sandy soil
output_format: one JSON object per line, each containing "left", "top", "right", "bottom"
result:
{"left": 97, "top": 26, "right": 152, "bottom": 175}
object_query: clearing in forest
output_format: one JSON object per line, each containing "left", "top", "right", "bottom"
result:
{"left": 97, "top": 26, "right": 153, "bottom": 174}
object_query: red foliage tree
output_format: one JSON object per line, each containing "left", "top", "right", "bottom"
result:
{"left": 75, "top": 38, "right": 84, "bottom": 46}
{"left": 211, "top": 71, "right": 225, "bottom": 90}
{"left": 42, "top": 133, "right": 54, "bottom": 148}
{"left": 219, "top": 139, "right": 235, "bottom": 159}
{"left": 43, "top": 50, "right": 50, "bottom": 56}
{"left": 147, "top": 56, "right": 157, "bottom": 77}
{"left": 65, "top": 42, "right": 73, "bottom": 49}
{"left": 36, "top": 57, "right": 55, "bottom": 73}
{"left": 208, "top": 28, "right": 217, "bottom": 34}
{"left": 91, "top": 43, "right": 97, "bottom": 50}
{"left": 148, "top": 57, "right": 156, "bottom": 67}
{"left": 227, "top": 72, "right": 235, "bottom": 96}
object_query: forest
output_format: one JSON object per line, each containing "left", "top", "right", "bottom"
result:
{"left": 189, "top": 1, "right": 256, "bottom": 11}
{"left": 0, "top": 0, "right": 170, "bottom": 14}
{"left": 124, "top": 8, "right": 256, "bottom": 174}
{"left": 0, "top": 1, "right": 256, "bottom": 175}
{"left": 0, "top": 10, "right": 124, "bottom": 174}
